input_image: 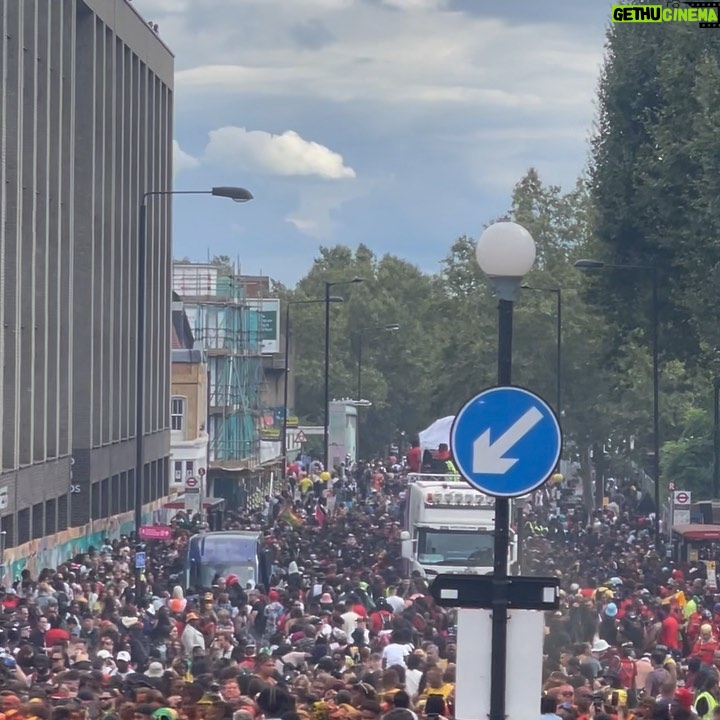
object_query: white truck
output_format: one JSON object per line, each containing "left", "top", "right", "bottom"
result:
{"left": 400, "top": 474, "right": 517, "bottom": 578}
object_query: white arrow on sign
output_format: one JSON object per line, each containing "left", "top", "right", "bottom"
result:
{"left": 472, "top": 406, "right": 543, "bottom": 474}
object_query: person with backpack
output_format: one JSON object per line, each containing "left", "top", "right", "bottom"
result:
{"left": 617, "top": 643, "right": 638, "bottom": 706}
{"left": 370, "top": 600, "right": 394, "bottom": 634}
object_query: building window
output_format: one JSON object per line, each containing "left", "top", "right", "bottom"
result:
{"left": 171, "top": 397, "right": 185, "bottom": 431}
{"left": 18, "top": 509, "right": 30, "bottom": 546}
{"left": 45, "top": 499, "right": 56, "bottom": 536}
{"left": 174, "top": 461, "right": 182, "bottom": 482}
{"left": 186, "top": 461, "right": 194, "bottom": 477}
{"left": 57, "top": 495, "right": 68, "bottom": 532}
{"left": 32, "top": 504, "right": 44, "bottom": 540}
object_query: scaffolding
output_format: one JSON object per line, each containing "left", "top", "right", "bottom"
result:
{"left": 173, "top": 264, "right": 265, "bottom": 467}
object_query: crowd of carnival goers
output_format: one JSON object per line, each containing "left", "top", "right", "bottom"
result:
{"left": 0, "top": 449, "right": 718, "bottom": 720}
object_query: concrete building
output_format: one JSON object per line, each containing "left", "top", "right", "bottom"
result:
{"left": 0, "top": 0, "right": 173, "bottom": 552}
{"left": 170, "top": 295, "right": 209, "bottom": 494}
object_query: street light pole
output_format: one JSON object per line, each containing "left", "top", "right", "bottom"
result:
{"left": 521, "top": 285, "right": 562, "bottom": 415}
{"left": 713, "top": 378, "right": 720, "bottom": 498}
{"left": 323, "top": 283, "right": 331, "bottom": 471}
{"left": 281, "top": 297, "right": 343, "bottom": 479}
{"left": 322, "top": 277, "right": 364, "bottom": 471}
{"left": 356, "top": 323, "right": 400, "bottom": 400}
{"left": 135, "top": 186, "right": 253, "bottom": 539}
{"left": 575, "top": 259, "right": 661, "bottom": 550}
{"left": 475, "top": 221, "right": 537, "bottom": 720}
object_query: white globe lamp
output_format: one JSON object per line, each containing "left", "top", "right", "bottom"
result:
{"left": 475, "top": 221, "right": 536, "bottom": 279}
{"left": 475, "top": 221, "right": 536, "bottom": 300}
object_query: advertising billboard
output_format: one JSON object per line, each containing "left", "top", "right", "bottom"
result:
{"left": 247, "top": 299, "right": 280, "bottom": 354}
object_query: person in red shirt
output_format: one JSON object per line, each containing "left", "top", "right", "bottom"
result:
{"left": 406, "top": 440, "right": 421, "bottom": 473}
{"left": 434, "top": 443, "right": 451, "bottom": 461}
{"left": 369, "top": 600, "right": 393, "bottom": 633}
{"left": 658, "top": 606, "right": 680, "bottom": 651}
{"left": 692, "top": 624, "right": 718, "bottom": 664}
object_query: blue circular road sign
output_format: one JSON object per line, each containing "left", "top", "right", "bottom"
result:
{"left": 450, "top": 386, "right": 562, "bottom": 498}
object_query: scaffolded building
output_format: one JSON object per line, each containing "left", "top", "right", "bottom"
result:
{"left": 172, "top": 264, "right": 264, "bottom": 468}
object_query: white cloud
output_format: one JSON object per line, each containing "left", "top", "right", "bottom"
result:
{"left": 285, "top": 178, "right": 375, "bottom": 239}
{"left": 203, "top": 126, "right": 356, "bottom": 180}
{"left": 164, "top": 4, "right": 601, "bottom": 119}
{"left": 173, "top": 140, "right": 200, "bottom": 175}
{"left": 379, "top": 0, "right": 448, "bottom": 9}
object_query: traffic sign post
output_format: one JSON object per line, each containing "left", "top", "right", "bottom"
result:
{"left": 430, "top": 574, "right": 560, "bottom": 610}
{"left": 455, "top": 219, "right": 548, "bottom": 720}
{"left": 432, "top": 574, "right": 559, "bottom": 720}
{"left": 184, "top": 475, "right": 202, "bottom": 516}
{"left": 450, "top": 386, "right": 562, "bottom": 497}
{"left": 672, "top": 489, "right": 692, "bottom": 526}
{"left": 447, "top": 387, "right": 562, "bottom": 720}
{"left": 295, "top": 430, "right": 307, "bottom": 444}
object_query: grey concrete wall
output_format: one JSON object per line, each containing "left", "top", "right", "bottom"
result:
{"left": 0, "top": 0, "right": 174, "bottom": 545}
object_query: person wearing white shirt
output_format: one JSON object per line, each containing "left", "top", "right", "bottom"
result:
{"left": 382, "top": 629, "right": 414, "bottom": 669}
{"left": 341, "top": 608, "right": 361, "bottom": 636}
{"left": 385, "top": 590, "right": 405, "bottom": 614}
{"left": 405, "top": 654, "right": 423, "bottom": 698}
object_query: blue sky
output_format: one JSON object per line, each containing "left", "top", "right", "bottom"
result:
{"left": 137, "top": 0, "right": 610, "bottom": 284}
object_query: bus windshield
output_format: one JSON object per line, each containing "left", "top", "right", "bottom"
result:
{"left": 417, "top": 528, "right": 493, "bottom": 566}
{"left": 197, "top": 561, "right": 256, "bottom": 589}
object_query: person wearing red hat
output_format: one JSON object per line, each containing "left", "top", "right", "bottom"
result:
{"left": 264, "top": 590, "right": 284, "bottom": 641}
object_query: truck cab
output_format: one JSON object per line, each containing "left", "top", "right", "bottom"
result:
{"left": 400, "top": 474, "right": 516, "bottom": 578}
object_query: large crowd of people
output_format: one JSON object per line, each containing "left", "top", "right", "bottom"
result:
{"left": 0, "top": 455, "right": 715, "bottom": 720}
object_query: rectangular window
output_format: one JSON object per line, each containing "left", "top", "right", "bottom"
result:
{"left": 171, "top": 397, "right": 185, "bottom": 431}
{"left": 174, "top": 461, "right": 182, "bottom": 482}
{"left": 1, "top": 514, "right": 14, "bottom": 549}
{"left": 101, "top": 478, "right": 110, "bottom": 519}
{"left": 127, "top": 470, "right": 135, "bottom": 512}
{"left": 111, "top": 475, "right": 120, "bottom": 516}
{"left": 18, "top": 509, "right": 30, "bottom": 546}
{"left": 91, "top": 483, "right": 100, "bottom": 520}
{"left": 45, "top": 499, "right": 56, "bottom": 536}
{"left": 32, "top": 504, "right": 43, "bottom": 540}
{"left": 57, "top": 495, "right": 68, "bottom": 532}
{"left": 186, "top": 461, "right": 194, "bottom": 477}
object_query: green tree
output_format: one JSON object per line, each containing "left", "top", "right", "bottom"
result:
{"left": 588, "top": 19, "right": 720, "bottom": 366}
{"left": 662, "top": 408, "right": 713, "bottom": 498}
{"left": 287, "top": 244, "right": 436, "bottom": 457}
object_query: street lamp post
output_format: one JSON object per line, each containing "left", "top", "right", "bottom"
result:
{"left": 714, "top": 377, "right": 720, "bottom": 498}
{"left": 574, "top": 259, "right": 661, "bottom": 549}
{"left": 323, "top": 277, "right": 364, "bottom": 471}
{"left": 356, "top": 323, "right": 400, "bottom": 399}
{"left": 521, "top": 285, "right": 562, "bottom": 416}
{"left": 475, "top": 221, "right": 537, "bottom": 720}
{"left": 281, "top": 297, "right": 344, "bottom": 479}
{"left": 135, "top": 186, "right": 253, "bottom": 542}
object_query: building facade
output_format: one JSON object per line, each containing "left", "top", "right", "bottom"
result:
{"left": 170, "top": 295, "right": 209, "bottom": 494}
{"left": 0, "top": 0, "right": 174, "bottom": 548}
